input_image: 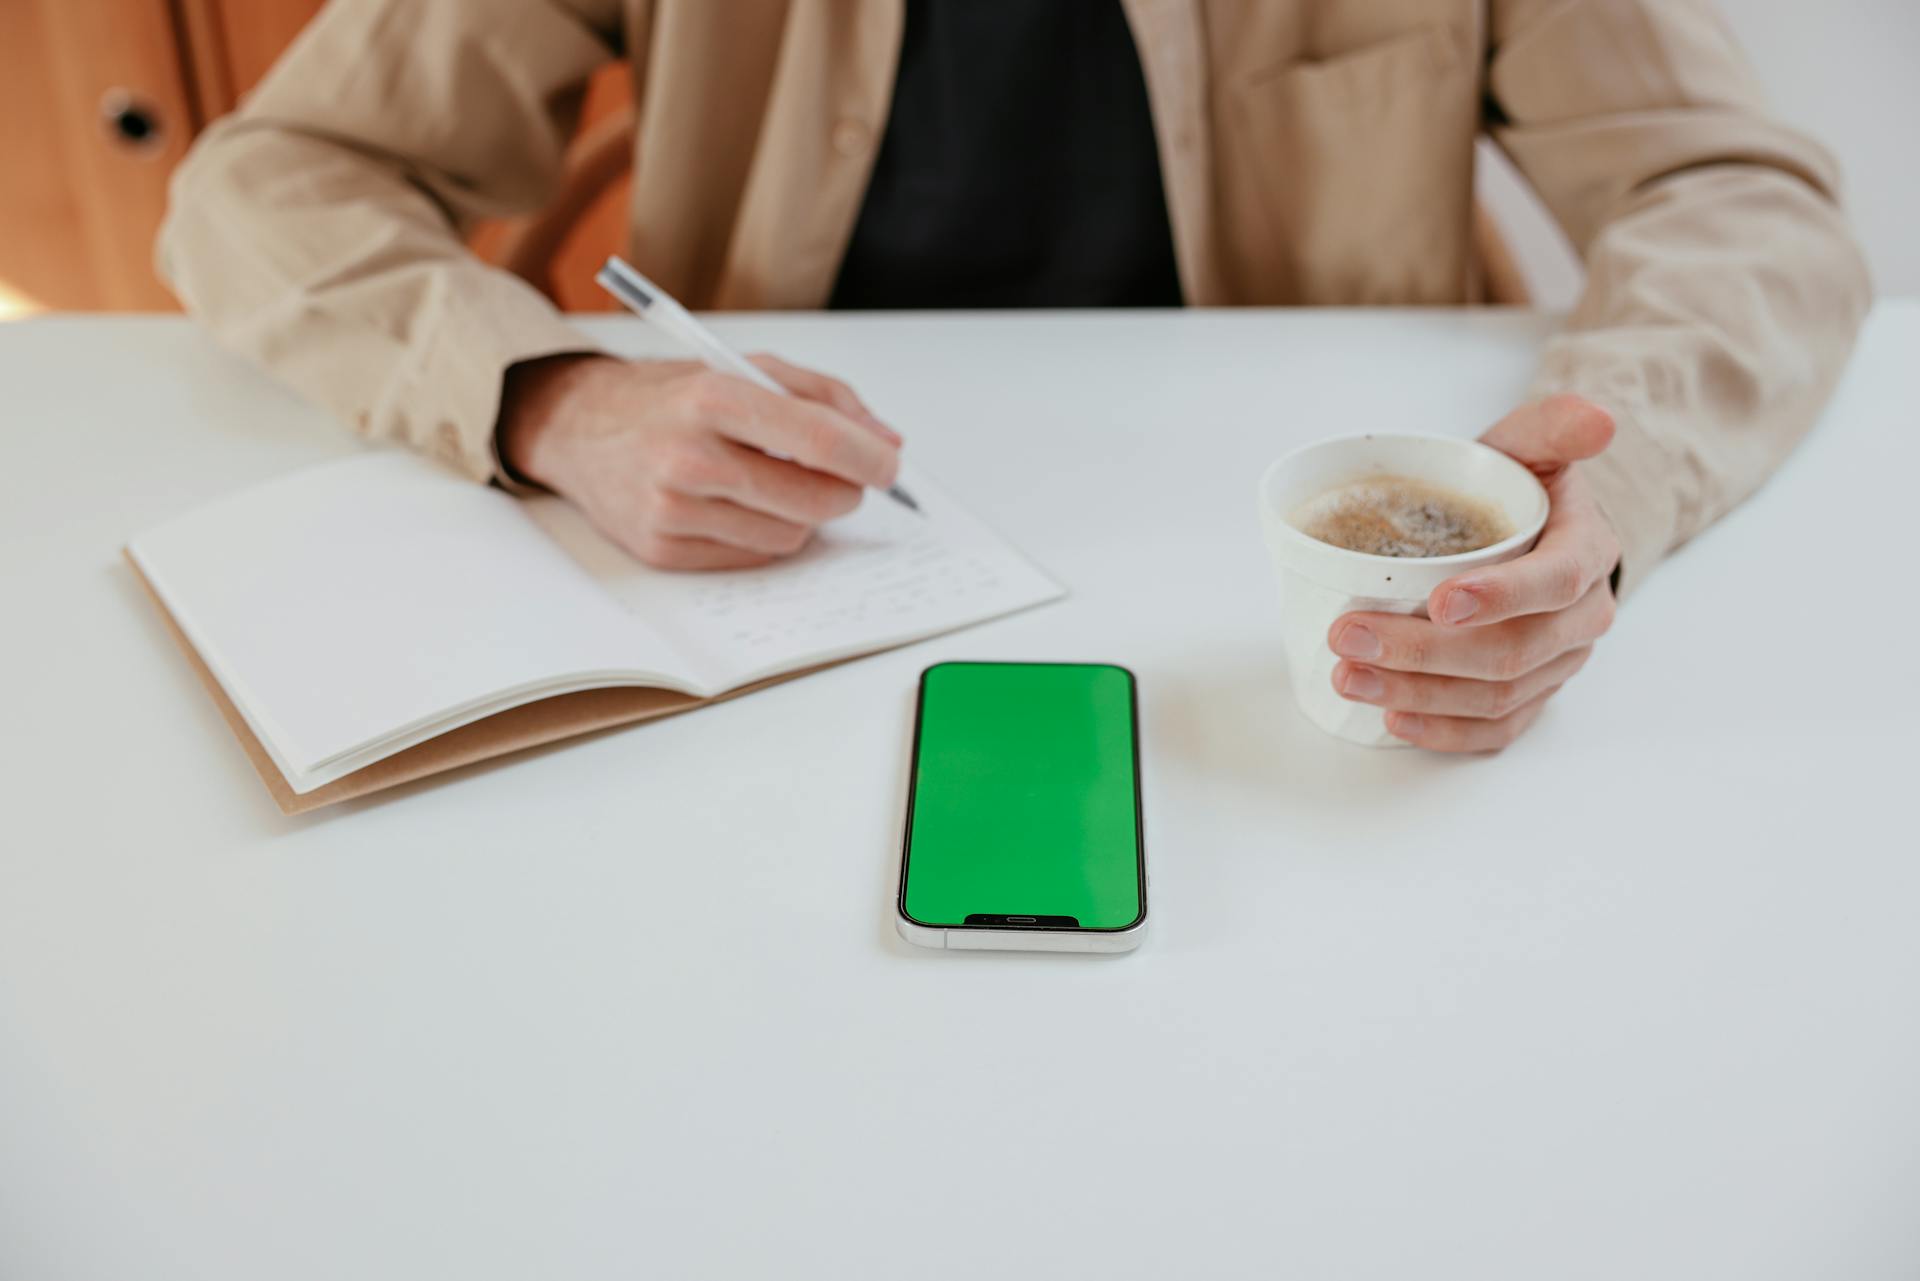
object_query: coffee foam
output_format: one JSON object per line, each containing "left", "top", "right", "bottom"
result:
{"left": 1292, "top": 474, "right": 1513, "bottom": 558}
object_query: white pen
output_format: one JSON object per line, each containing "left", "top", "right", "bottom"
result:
{"left": 594, "top": 255, "right": 921, "bottom": 514}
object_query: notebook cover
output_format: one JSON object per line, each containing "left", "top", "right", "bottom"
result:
{"left": 125, "top": 549, "right": 826, "bottom": 815}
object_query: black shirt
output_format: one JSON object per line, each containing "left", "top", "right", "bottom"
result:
{"left": 828, "top": 0, "right": 1183, "bottom": 310}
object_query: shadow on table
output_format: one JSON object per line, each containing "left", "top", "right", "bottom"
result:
{"left": 1147, "top": 639, "right": 1471, "bottom": 821}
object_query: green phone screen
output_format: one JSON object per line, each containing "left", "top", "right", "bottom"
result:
{"left": 901, "top": 662, "right": 1144, "bottom": 931}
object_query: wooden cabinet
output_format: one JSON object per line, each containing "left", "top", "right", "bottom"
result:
{"left": 0, "top": 0, "right": 346, "bottom": 315}
{"left": 1, "top": 0, "right": 627, "bottom": 317}
{"left": 1, "top": 0, "right": 212, "bottom": 311}
{"left": 176, "top": 0, "right": 330, "bottom": 112}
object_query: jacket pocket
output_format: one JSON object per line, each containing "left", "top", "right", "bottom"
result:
{"left": 1233, "top": 26, "right": 1479, "bottom": 304}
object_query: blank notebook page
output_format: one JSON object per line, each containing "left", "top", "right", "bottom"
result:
{"left": 129, "top": 453, "right": 682, "bottom": 775}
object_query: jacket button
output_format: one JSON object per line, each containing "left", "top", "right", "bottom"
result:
{"left": 832, "top": 119, "right": 872, "bottom": 157}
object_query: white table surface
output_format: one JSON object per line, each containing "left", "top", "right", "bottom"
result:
{"left": 3, "top": 306, "right": 1917, "bottom": 1280}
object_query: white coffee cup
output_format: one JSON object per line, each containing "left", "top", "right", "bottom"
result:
{"left": 1258, "top": 434, "right": 1550, "bottom": 747}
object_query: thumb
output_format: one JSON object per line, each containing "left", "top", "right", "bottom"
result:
{"left": 1481, "top": 394, "right": 1615, "bottom": 475}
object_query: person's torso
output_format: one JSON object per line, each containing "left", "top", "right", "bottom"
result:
{"left": 828, "top": 0, "right": 1184, "bottom": 310}
{"left": 617, "top": 0, "right": 1488, "bottom": 310}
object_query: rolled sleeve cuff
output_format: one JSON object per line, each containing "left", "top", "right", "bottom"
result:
{"left": 393, "top": 263, "right": 600, "bottom": 487}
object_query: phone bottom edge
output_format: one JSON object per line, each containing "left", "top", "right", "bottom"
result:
{"left": 896, "top": 915, "right": 1146, "bottom": 953}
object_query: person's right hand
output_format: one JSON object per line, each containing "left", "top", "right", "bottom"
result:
{"left": 498, "top": 352, "right": 902, "bottom": 570}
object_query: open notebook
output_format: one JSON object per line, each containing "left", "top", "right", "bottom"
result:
{"left": 127, "top": 451, "right": 1062, "bottom": 812}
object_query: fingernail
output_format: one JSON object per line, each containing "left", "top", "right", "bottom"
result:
{"left": 1388, "top": 713, "right": 1425, "bottom": 739}
{"left": 1338, "top": 666, "right": 1385, "bottom": 701}
{"left": 1441, "top": 589, "right": 1480, "bottom": 624}
{"left": 1332, "top": 622, "right": 1381, "bottom": 660}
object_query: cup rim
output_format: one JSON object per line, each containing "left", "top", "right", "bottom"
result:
{"left": 1260, "top": 432, "right": 1550, "bottom": 569}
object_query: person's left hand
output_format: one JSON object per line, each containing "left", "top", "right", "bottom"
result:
{"left": 1326, "top": 395, "right": 1622, "bottom": 753}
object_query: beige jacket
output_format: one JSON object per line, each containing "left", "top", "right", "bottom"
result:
{"left": 158, "top": 0, "right": 1872, "bottom": 596}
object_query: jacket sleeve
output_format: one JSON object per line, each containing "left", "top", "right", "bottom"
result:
{"left": 1487, "top": 0, "right": 1872, "bottom": 597}
{"left": 157, "top": 0, "right": 626, "bottom": 482}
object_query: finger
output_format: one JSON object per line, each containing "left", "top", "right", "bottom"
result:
{"left": 1479, "top": 394, "right": 1614, "bottom": 477}
{"left": 628, "top": 533, "right": 775, "bottom": 572}
{"left": 1333, "top": 646, "right": 1592, "bottom": 720}
{"left": 651, "top": 491, "right": 815, "bottom": 557}
{"left": 678, "top": 440, "right": 864, "bottom": 526}
{"left": 1332, "top": 580, "right": 1613, "bottom": 680}
{"left": 689, "top": 372, "right": 900, "bottom": 489}
{"left": 747, "top": 353, "right": 901, "bottom": 445}
{"left": 1383, "top": 688, "right": 1559, "bottom": 754}
{"left": 647, "top": 433, "right": 863, "bottom": 526}
{"left": 1330, "top": 608, "right": 1561, "bottom": 681}
{"left": 1429, "top": 480, "right": 1620, "bottom": 626}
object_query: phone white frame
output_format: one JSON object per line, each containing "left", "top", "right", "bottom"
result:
{"left": 893, "top": 662, "right": 1148, "bottom": 956}
{"left": 895, "top": 915, "right": 1147, "bottom": 953}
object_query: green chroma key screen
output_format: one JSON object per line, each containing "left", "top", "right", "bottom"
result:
{"left": 901, "top": 662, "right": 1144, "bottom": 930}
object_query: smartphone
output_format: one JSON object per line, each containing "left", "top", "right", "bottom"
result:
{"left": 896, "top": 662, "right": 1147, "bottom": 953}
